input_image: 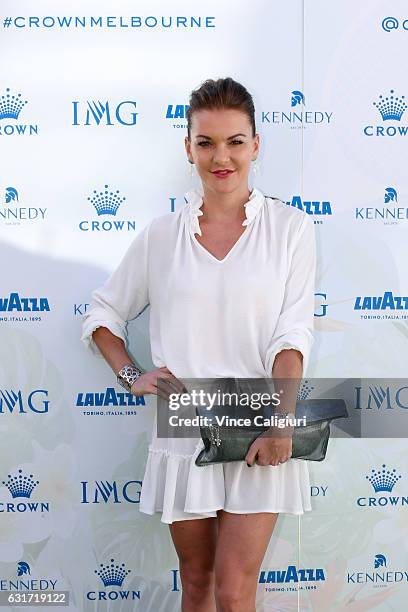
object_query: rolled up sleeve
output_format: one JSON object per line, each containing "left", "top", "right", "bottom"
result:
{"left": 264, "top": 213, "right": 316, "bottom": 377}
{"left": 81, "top": 222, "right": 150, "bottom": 357}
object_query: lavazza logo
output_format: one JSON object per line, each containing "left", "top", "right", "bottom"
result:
{"left": 79, "top": 184, "right": 136, "bottom": 232}
{"left": 76, "top": 386, "right": 145, "bottom": 416}
{"left": 258, "top": 564, "right": 326, "bottom": 592}
{"left": 357, "top": 463, "right": 407, "bottom": 508}
{"left": 347, "top": 553, "right": 408, "bottom": 587}
{"left": 86, "top": 558, "right": 141, "bottom": 602}
{"left": 165, "top": 103, "right": 189, "bottom": 129}
{"left": 0, "top": 292, "right": 50, "bottom": 323}
{"left": 72, "top": 98, "right": 138, "bottom": 127}
{"left": 0, "top": 561, "right": 58, "bottom": 593}
{"left": 286, "top": 195, "right": 333, "bottom": 224}
{"left": 261, "top": 90, "right": 333, "bottom": 129}
{"left": 364, "top": 89, "right": 408, "bottom": 137}
{"left": 0, "top": 186, "right": 47, "bottom": 225}
{"left": 354, "top": 291, "right": 408, "bottom": 320}
{"left": 0, "top": 469, "right": 50, "bottom": 514}
{"left": 355, "top": 186, "right": 408, "bottom": 224}
{"left": 0, "top": 87, "right": 38, "bottom": 136}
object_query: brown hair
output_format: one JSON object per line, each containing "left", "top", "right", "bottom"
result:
{"left": 186, "top": 77, "right": 256, "bottom": 140}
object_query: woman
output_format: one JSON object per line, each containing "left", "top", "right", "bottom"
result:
{"left": 81, "top": 77, "right": 316, "bottom": 612}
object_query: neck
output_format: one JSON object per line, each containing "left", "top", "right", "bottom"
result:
{"left": 200, "top": 184, "right": 253, "bottom": 223}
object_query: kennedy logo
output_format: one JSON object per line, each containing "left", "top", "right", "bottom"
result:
{"left": 348, "top": 553, "right": 408, "bottom": 586}
{"left": 261, "top": 89, "right": 333, "bottom": 129}
{"left": 1, "top": 469, "right": 50, "bottom": 513}
{"left": 364, "top": 90, "right": 408, "bottom": 137}
{"left": 0, "top": 389, "right": 50, "bottom": 414}
{"left": 0, "top": 88, "right": 38, "bottom": 136}
{"left": 0, "top": 185, "right": 47, "bottom": 225}
{"left": 355, "top": 186, "right": 408, "bottom": 224}
{"left": 357, "top": 464, "right": 407, "bottom": 508}
{"left": 86, "top": 559, "right": 141, "bottom": 601}
{"left": 0, "top": 561, "right": 58, "bottom": 592}
{"left": 72, "top": 99, "right": 138, "bottom": 126}
{"left": 79, "top": 184, "right": 136, "bottom": 232}
{"left": 76, "top": 387, "right": 145, "bottom": 416}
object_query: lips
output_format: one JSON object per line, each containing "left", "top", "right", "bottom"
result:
{"left": 211, "top": 169, "right": 235, "bottom": 177}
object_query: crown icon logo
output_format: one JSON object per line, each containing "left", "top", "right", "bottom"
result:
{"left": 374, "top": 554, "right": 387, "bottom": 569}
{"left": 366, "top": 464, "right": 402, "bottom": 493}
{"left": 2, "top": 469, "right": 39, "bottom": 499}
{"left": 95, "top": 559, "right": 131, "bottom": 587}
{"left": 88, "top": 184, "right": 126, "bottom": 216}
{"left": 0, "top": 88, "right": 28, "bottom": 120}
{"left": 291, "top": 90, "right": 305, "bottom": 107}
{"left": 373, "top": 90, "right": 407, "bottom": 121}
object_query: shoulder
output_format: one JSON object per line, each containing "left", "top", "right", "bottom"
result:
{"left": 263, "top": 194, "right": 311, "bottom": 231}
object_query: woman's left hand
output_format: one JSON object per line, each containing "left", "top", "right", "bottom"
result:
{"left": 245, "top": 434, "right": 292, "bottom": 467}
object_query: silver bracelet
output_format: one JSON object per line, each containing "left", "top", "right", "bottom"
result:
{"left": 116, "top": 363, "right": 143, "bottom": 392}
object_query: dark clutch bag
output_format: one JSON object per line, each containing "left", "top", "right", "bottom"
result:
{"left": 194, "top": 379, "right": 348, "bottom": 466}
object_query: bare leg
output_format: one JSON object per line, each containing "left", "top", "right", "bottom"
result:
{"left": 169, "top": 517, "right": 218, "bottom": 612}
{"left": 214, "top": 510, "right": 279, "bottom": 612}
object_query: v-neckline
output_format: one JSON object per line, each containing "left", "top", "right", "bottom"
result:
{"left": 192, "top": 226, "right": 249, "bottom": 264}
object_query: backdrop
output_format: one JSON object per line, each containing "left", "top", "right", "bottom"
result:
{"left": 1, "top": 0, "right": 407, "bottom": 610}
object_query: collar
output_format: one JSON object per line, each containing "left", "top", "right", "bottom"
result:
{"left": 184, "top": 186, "right": 266, "bottom": 236}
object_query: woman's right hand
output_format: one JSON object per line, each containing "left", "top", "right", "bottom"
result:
{"left": 130, "top": 366, "right": 186, "bottom": 399}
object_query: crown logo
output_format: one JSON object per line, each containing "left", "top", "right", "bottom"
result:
{"left": 0, "top": 88, "right": 28, "bottom": 120}
{"left": 88, "top": 184, "right": 126, "bottom": 216}
{"left": 95, "top": 559, "right": 131, "bottom": 587}
{"left": 373, "top": 90, "right": 407, "bottom": 121}
{"left": 297, "top": 380, "right": 314, "bottom": 400}
{"left": 291, "top": 90, "right": 305, "bottom": 107}
{"left": 2, "top": 469, "right": 39, "bottom": 498}
{"left": 374, "top": 554, "right": 387, "bottom": 569}
{"left": 384, "top": 187, "right": 397, "bottom": 203}
{"left": 366, "top": 464, "right": 402, "bottom": 493}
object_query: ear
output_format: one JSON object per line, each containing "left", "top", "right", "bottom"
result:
{"left": 252, "top": 133, "right": 260, "bottom": 159}
{"left": 184, "top": 136, "right": 192, "bottom": 162}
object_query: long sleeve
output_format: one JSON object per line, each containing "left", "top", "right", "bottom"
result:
{"left": 81, "top": 221, "right": 151, "bottom": 357}
{"left": 264, "top": 213, "right": 316, "bottom": 377}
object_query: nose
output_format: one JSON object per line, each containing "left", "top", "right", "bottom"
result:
{"left": 212, "top": 144, "right": 231, "bottom": 165}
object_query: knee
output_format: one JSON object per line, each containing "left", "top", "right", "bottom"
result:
{"left": 179, "top": 562, "right": 214, "bottom": 602}
{"left": 215, "top": 575, "right": 256, "bottom": 612}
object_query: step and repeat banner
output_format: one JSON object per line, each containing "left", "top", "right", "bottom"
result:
{"left": 1, "top": 0, "right": 407, "bottom": 610}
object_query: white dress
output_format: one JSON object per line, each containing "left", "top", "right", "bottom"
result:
{"left": 81, "top": 186, "right": 316, "bottom": 524}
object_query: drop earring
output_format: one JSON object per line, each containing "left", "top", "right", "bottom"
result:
{"left": 188, "top": 160, "right": 195, "bottom": 179}
{"left": 251, "top": 158, "right": 260, "bottom": 175}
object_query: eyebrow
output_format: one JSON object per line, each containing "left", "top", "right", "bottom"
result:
{"left": 195, "top": 133, "right": 247, "bottom": 139}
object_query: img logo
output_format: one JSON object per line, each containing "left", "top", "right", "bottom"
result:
{"left": 286, "top": 195, "right": 333, "bottom": 224}
{"left": 1, "top": 469, "right": 50, "bottom": 513}
{"left": 79, "top": 184, "right": 136, "bottom": 232}
{"left": 0, "top": 87, "right": 38, "bottom": 136}
{"left": 0, "top": 389, "right": 50, "bottom": 414}
{"left": 348, "top": 553, "right": 408, "bottom": 586}
{"left": 86, "top": 559, "right": 141, "bottom": 601}
{"left": 314, "top": 293, "right": 328, "bottom": 317}
{"left": 261, "top": 89, "right": 333, "bottom": 129}
{"left": 357, "top": 464, "right": 407, "bottom": 508}
{"left": 165, "top": 104, "right": 189, "bottom": 129}
{"left": 81, "top": 479, "right": 142, "bottom": 504}
{"left": 72, "top": 99, "right": 138, "bottom": 127}
{"left": 355, "top": 383, "right": 408, "bottom": 410}
{"left": 364, "top": 89, "right": 408, "bottom": 137}
{"left": 0, "top": 292, "right": 50, "bottom": 323}
{"left": 355, "top": 186, "right": 408, "bottom": 224}
{"left": 354, "top": 291, "right": 408, "bottom": 320}
{"left": 0, "top": 185, "right": 47, "bottom": 225}
{"left": 76, "top": 387, "right": 145, "bottom": 415}
{"left": 0, "top": 561, "right": 58, "bottom": 591}
{"left": 259, "top": 565, "right": 326, "bottom": 592}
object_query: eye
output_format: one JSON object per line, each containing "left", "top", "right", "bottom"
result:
{"left": 197, "top": 141, "right": 211, "bottom": 147}
{"left": 230, "top": 140, "right": 244, "bottom": 145}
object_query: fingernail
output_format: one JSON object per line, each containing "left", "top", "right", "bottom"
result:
{"left": 246, "top": 462, "right": 251, "bottom": 467}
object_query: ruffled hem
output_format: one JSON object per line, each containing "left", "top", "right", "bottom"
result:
{"left": 139, "top": 440, "right": 312, "bottom": 524}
